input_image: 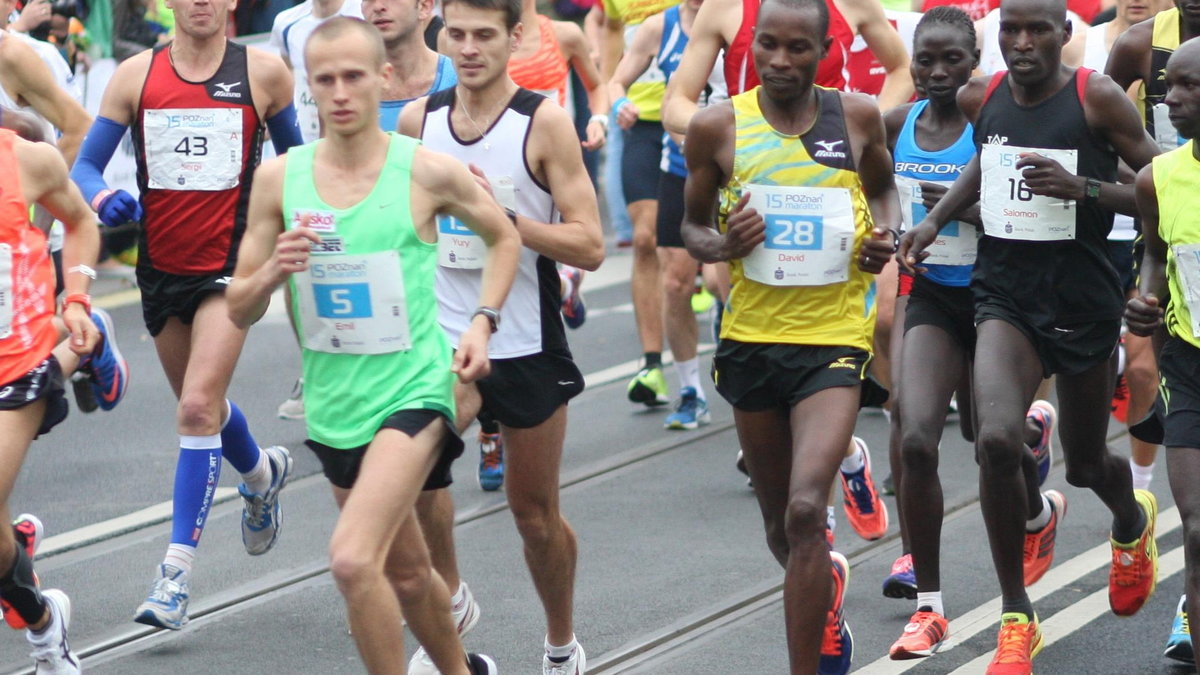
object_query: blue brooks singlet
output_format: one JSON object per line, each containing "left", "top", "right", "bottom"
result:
{"left": 894, "top": 99, "right": 977, "bottom": 286}
{"left": 658, "top": 5, "right": 689, "bottom": 177}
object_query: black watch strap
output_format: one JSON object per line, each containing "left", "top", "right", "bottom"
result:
{"left": 473, "top": 306, "right": 500, "bottom": 333}
{"left": 1084, "top": 178, "right": 1102, "bottom": 203}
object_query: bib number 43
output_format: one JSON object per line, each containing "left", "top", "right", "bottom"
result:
{"left": 174, "top": 136, "right": 208, "bottom": 156}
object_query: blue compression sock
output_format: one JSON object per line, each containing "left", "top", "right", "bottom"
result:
{"left": 220, "top": 400, "right": 262, "bottom": 474}
{"left": 171, "top": 436, "right": 223, "bottom": 546}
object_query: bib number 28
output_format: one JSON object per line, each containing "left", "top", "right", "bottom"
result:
{"left": 765, "top": 215, "right": 822, "bottom": 250}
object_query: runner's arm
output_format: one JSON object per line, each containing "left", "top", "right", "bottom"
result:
{"left": 848, "top": 95, "right": 901, "bottom": 273}
{"left": 252, "top": 49, "right": 304, "bottom": 153}
{"left": 0, "top": 36, "right": 91, "bottom": 164}
{"left": 841, "top": 0, "right": 913, "bottom": 110}
{"left": 681, "top": 103, "right": 761, "bottom": 263}
{"left": 1104, "top": 22, "right": 1151, "bottom": 93}
{"left": 600, "top": 3, "right": 625, "bottom": 82}
{"left": 557, "top": 20, "right": 609, "bottom": 148}
{"left": 228, "top": 158, "right": 312, "bottom": 329}
{"left": 520, "top": 105, "right": 605, "bottom": 270}
{"left": 609, "top": 14, "right": 661, "bottom": 129}
{"left": 70, "top": 57, "right": 148, "bottom": 227}
{"left": 24, "top": 140, "right": 100, "bottom": 352}
{"left": 898, "top": 154, "right": 980, "bottom": 273}
{"left": 1126, "top": 163, "right": 1166, "bottom": 336}
{"left": 662, "top": 0, "right": 723, "bottom": 135}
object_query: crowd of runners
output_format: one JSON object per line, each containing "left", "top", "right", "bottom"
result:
{"left": 2, "top": 0, "right": 1200, "bottom": 672}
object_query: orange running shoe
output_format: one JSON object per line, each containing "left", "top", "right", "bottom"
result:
{"left": 1023, "top": 490, "right": 1066, "bottom": 586}
{"left": 819, "top": 551, "right": 853, "bottom": 674}
{"left": 986, "top": 612, "right": 1043, "bottom": 675}
{"left": 1110, "top": 489, "right": 1159, "bottom": 616}
{"left": 889, "top": 610, "right": 950, "bottom": 660}
{"left": 2, "top": 513, "right": 43, "bottom": 630}
{"left": 840, "top": 437, "right": 888, "bottom": 541}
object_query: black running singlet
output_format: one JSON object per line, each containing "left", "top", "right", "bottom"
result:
{"left": 972, "top": 69, "right": 1122, "bottom": 327}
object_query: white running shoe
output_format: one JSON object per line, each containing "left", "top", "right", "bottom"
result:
{"left": 133, "top": 564, "right": 189, "bottom": 630}
{"left": 241, "top": 445, "right": 294, "bottom": 555}
{"left": 408, "top": 582, "right": 482, "bottom": 674}
{"left": 27, "top": 589, "right": 80, "bottom": 674}
{"left": 544, "top": 641, "right": 586, "bottom": 675}
{"left": 277, "top": 378, "right": 304, "bottom": 420}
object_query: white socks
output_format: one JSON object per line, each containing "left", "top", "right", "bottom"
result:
{"left": 840, "top": 439, "right": 866, "bottom": 474}
{"left": 1130, "top": 458, "right": 1154, "bottom": 491}
{"left": 240, "top": 450, "right": 272, "bottom": 495}
{"left": 545, "top": 634, "right": 578, "bottom": 660}
{"left": 675, "top": 357, "right": 704, "bottom": 400}
{"left": 164, "top": 544, "right": 196, "bottom": 575}
{"left": 917, "top": 591, "right": 945, "bottom": 617}
{"left": 1026, "top": 493, "right": 1052, "bottom": 532}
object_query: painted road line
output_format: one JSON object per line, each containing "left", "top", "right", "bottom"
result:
{"left": 36, "top": 335, "right": 707, "bottom": 558}
{"left": 947, "top": 545, "right": 1186, "bottom": 674}
{"left": 855, "top": 506, "right": 1182, "bottom": 674}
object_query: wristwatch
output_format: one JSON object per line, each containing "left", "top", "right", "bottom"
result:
{"left": 473, "top": 306, "right": 501, "bottom": 333}
{"left": 1083, "top": 178, "right": 1102, "bottom": 203}
{"left": 504, "top": 207, "right": 518, "bottom": 227}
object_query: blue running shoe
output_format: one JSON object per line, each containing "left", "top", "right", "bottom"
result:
{"left": 81, "top": 308, "right": 129, "bottom": 411}
{"left": 478, "top": 432, "right": 505, "bottom": 492}
{"left": 665, "top": 387, "right": 711, "bottom": 430}
{"left": 820, "top": 551, "right": 853, "bottom": 675}
{"left": 560, "top": 267, "right": 587, "bottom": 330}
{"left": 1027, "top": 400, "right": 1056, "bottom": 486}
{"left": 1166, "top": 594, "right": 1194, "bottom": 664}
{"left": 883, "top": 553, "right": 918, "bottom": 599}
{"left": 133, "top": 564, "right": 189, "bottom": 630}
{"left": 240, "top": 445, "right": 293, "bottom": 555}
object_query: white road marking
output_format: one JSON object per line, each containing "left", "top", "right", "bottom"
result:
{"left": 855, "top": 507, "right": 1182, "bottom": 673}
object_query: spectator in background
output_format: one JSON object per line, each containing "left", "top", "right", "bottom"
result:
{"left": 112, "top": 0, "right": 169, "bottom": 61}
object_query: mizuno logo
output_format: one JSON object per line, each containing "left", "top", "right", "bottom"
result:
{"left": 813, "top": 139, "right": 846, "bottom": 159}
{"left": 213, "top": 81, "right": 242, "bottom": 98}
{"left": 828, "top": 356, "right": 858, "bottom": 370}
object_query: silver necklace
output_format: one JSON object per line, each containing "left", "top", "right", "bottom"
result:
{"left": 459, "top": 96, "right": 503, "bottom": 151}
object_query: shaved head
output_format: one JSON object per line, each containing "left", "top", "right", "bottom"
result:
{"left": 1001, "top": 0, "right": 1068, "bottom": 27}
{"left": 306, "top": 16, "right": 387, "bottom": 69}
{"left": 1171, "top": 35, "right": 1200, "bottom": 69}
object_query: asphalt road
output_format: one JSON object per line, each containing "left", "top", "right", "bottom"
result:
{"left": 0, "top": 252, "right": 1192, "bottom": 674}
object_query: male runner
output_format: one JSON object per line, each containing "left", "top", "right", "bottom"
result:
{"left": 0, "top": 126, "right": 100, "bottom": 674}
{"left": 883, "top": 7, "right": 1059, "bottom": 660}
{"left": 0, "top": 26, "right": 88, "bottom": 164}
{"left": 1107, "top": 1, "right": 1198, "bottom": 657}
{"left": 270, "top": 0, "right": 365, "bottom": 421}
{"left": 899, "top": 0, "right": 1162, "bottom": 671}
{"left": 400, "top": 0, "right": 604, "bottom": 671}
{"left": 1126, "top": 36, "right": 1200, "bottom": 668}
{"left": 229, "top": 18, "right": 517, "bottom": 674}
{"left": 366, "top": 0, "right": 457, "bottom": 132}
{"left": 681, "top": 0, "right": 899, "bottom": 671}
{"left": 70, "top": 0, "right": 304, "bottom": 629}
{"left": 608, "top": 0, "right": 723, "bottom": 430}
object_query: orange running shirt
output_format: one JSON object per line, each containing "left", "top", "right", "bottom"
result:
{"left": 509, "top": 15, "right": 571, "bottom": 107}
{"left": 0, "top": 129, "right": 56, "bottom": 385}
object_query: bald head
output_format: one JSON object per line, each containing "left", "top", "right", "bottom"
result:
{"left": 1171, "top": 35, "right": 1200, "bottom": 70}
{"left": 306, "top": 17, "right": 387, "bottom": 70}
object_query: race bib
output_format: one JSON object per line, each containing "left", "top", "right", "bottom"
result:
{"left": 438, "top": 179, "right": 516, "bottom": 269}
{"left": 1174, "top": 243, "right": 1200, "bottom": 338}
{"left": 143, "top": 108, "right": 243, "bottom": 191}
{"left": 294, "top": 251, "right": 412, "bottom": 354}
{"left": 740, "top": 184, "right": 856, "bottom": 286}
{"left": 0, "top": 244, "right": 11, "bottom": 339}
{"left": 895, "top": 176, "right": 977, "bottom": 266}
{"left": 296, "top": 85, "right": 320, "bottom": 144}
{"left": 980, "top": 144, "right": 1078, "bottom": 241}
{"left": 1153, "top": 103, "right": 1186, "bottom": 152}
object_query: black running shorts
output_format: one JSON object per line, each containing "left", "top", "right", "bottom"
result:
{"left": 1143, "top": 337, "right": 1200, "bottom": 449}
{"left": 655, "top": 171, "right": 686, "bottom": 248}
{"left": 138, "top": 266, "right": 232, "bottom": 337}
{"left": 477, "top": 348, "right": 584, "bottom": 429}
{"left": 621, "top": 121, "right": 664, "bottom": 204}
{"left": 904, "top": 275, "right": 977, "bottom": 354}
{"left": 305, "top": 409, "right": 465, "bottom": 491}
{"left": 712, "top": 340, "right": 871, "bottom": 411}
{"left": 975, "top": 300, "right": 1119, "bottom": 377}
{"left": 0, "top": 356, "right": 67, "bottom": 438}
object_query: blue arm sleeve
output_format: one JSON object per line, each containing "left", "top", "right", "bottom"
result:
{"left": 267, "top": 103, "right": 304, "bottom": 155}
{"left": 70, "top": 116, "right": 127, "bottom": 208}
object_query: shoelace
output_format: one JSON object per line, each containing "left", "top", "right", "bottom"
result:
{"left": 891, "top": 555, "right": 913, "bottom": 575}
{"left": 1023, "top": 529, "right": 1040, "bottom": 562}
{"left": 244, "top": 493, "right": 270, "bottom": 530}
{"left": 821, "top": 610, "right": 846, "bottom": 655}
{"left": 845, "top": 473, "right": 876, "bottom": 514}
{"left": 481, "top": 436, "right": 502, "bottom": 470}
{"left": 1111, "top": 544, "right": 1146, "bottom": 586}
{"left": 993, "top": 621, "right": 1034, "bottom": 664}
{"left": 149, "top": 577, "right": 185, "bottom": 605}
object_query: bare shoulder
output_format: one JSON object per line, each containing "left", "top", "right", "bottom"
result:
{"left": 839, "top": 91, "right": 884, "bottom": 129}
{"left": 254, "top": 154, "right": 288, "bottom": 189}
{"left": 883, "top": 102, "right": 915, "bottom": 142}
{"left": 1112, "top": 16, "right": 1154, "bottom": 55}
{"left": 956, "top": 74, "right": 993, "bottom": 120}
{"left": 398, "top": 96, "right": 429, "bottom": 137}
{"left": 689, "top": 98, "right": 734, "bottom": 139}
{"left": 247, "top": 45, "right": 290, "bottom": 78}
{"left": 14, "top": 134, "right": 63, "bottom": 170}
{"left": 411, "top": 146, "right": 466, "bottom": 193}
